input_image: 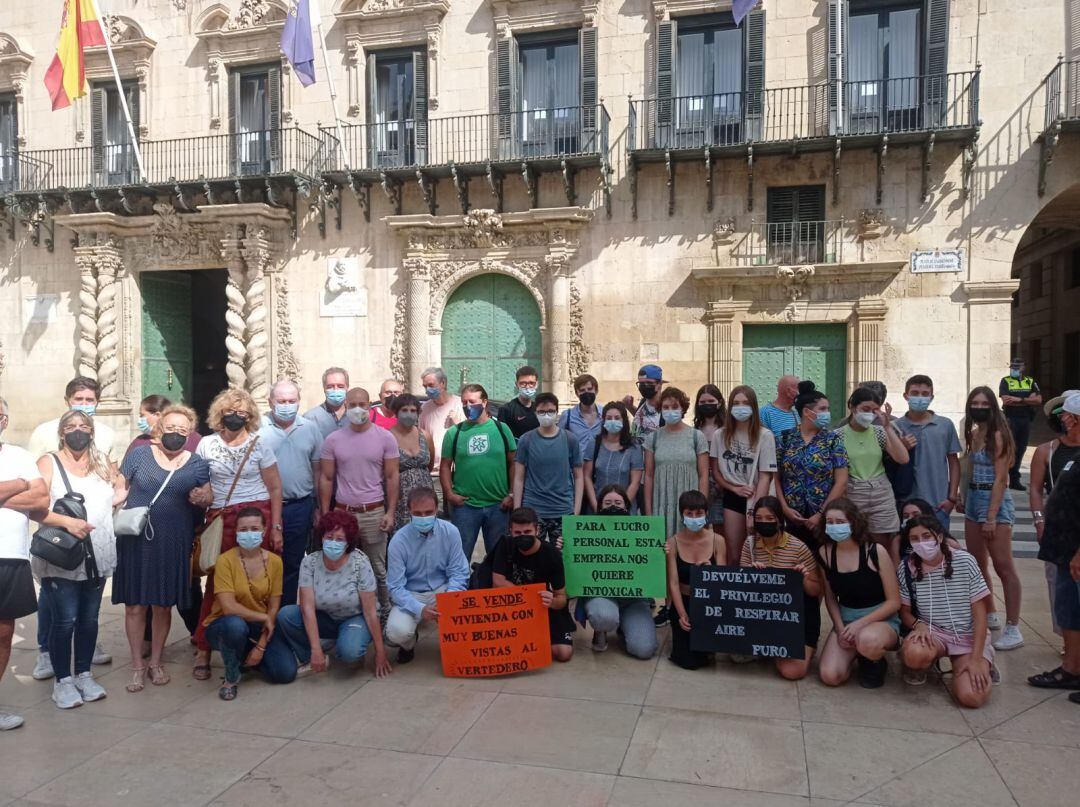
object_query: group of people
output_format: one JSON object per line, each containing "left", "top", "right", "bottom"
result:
{"left": 0, "top": 358, "right": 1077, "bottom": 730}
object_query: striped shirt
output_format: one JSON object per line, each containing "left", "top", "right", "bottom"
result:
{"left": 898, "top": 549, "right": 989, "bottom": 636}
{"left": 740, "top": 532, "right": 816, "bottom": 572}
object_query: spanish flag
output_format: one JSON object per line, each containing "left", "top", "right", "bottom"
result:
{"left": 44, "top": 0, "right": 106, "bottom": 111}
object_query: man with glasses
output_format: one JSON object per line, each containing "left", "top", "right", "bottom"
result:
{"left": 498, "top": 365, "right": 541, "bottom": 439}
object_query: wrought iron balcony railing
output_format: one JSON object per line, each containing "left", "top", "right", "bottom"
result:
{"left": 7, "top": 127, "right": 330, "bottom": 193}
{"left": 325, "top": 104, "right": 610, "bottom": 173}
{"left": 727, "top": 220, "right": 845, "bottom": 266}
{"left": 629, "top": 71, "right": 980, "bottom": 153}
{"left": 1043, "top": 58, "right": 1080, "bottom": 134}
{"left": 0, "top": 149, "right": 53, "bottom": 195}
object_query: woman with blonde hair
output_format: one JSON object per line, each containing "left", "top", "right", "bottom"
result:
{"left": 32, "top": 411, "right": 123, "bottom": 708}
{"left": 113, "top": 405, "right": 211, "bottom": 692}
{"left": 191, "top": 388, "right": 283, "bottom": 680}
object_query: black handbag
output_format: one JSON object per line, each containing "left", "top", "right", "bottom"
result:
{"left": 30, "top": 455, "right": 96, "bottom": 574}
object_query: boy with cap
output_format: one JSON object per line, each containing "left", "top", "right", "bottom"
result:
{"left": 629, "top": 365, "right": 665, "bottom": 446}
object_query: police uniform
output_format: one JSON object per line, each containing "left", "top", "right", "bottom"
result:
{"left": 999, "top": 372, "right": 1040, "bottom": 487}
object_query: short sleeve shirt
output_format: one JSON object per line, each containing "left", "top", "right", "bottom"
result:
{"left": 442, "top": 419, "right": 517, "bottom": 507}
{"left": 0, "top": 443, "right": 43, "bottom": 559}
{"left": 321, "top": 426, "right": 399, "bottom": 507}
{"left": 898, "top": 549, "right": 989, "bottom": 636}
{"left": 711, "top": 428, "right": 778, "bottom": 488}
{"left": 196, "top": 433, "right": 277, "bottom": 508}
{"left": 516, "top": 429, "right": 583, "bottom": 519}
{"left": 895, "top": 414, "right": 962, "bottom": 506}
{"left": 841, "top": 424, "right": 887, "bottom": 481}
{"left": 760, "top": 404, "right": 799, "bottom": 436}
{"left": 584, "top": 440, "right": 645, "bottom": 493}
{"left": 420, "top": 395, "right": 466, "bottom": 470}
{"left": 740, "top": 532, "right": 816, "bottom": 572}
{"left": 776, "top": 428, "right": 849, "bottom": 516}
{"left": 299, "top": 550, "right": 377, "bottom": 620}
{"left": 204, "top": 548, "right": 283, "bottom": 626}
{"left": 492, "top": 537, "right": 566, "bottom": 590}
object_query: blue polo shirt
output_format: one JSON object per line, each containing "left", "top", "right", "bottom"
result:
{"left": 258, "top": 414, "right": 323, "bottom": 500}
{"left": 303, "top": 403, "right": 347, "bottom": 441}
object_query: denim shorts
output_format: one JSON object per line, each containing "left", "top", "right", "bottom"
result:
{"left": 840, "top": 603, "right": 901, "bottom": 637}
{"left": 963, "top": 487, "right": 1015, "bottom": 525}
{"left": 1053, "top": 563, "right": 1080, "bottom": 632}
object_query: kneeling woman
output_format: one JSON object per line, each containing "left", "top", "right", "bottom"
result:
{"left": 666, "top": 490, "right": 726, "bottom": 669}
{"left": 203, "top": 507, "right": 293, "bottom": 699}
{"left": 275, "top": 511, "right": 392, "bottom": 679}
{"left": 899, "top": 515, "right": 994, "bottom": 708}
{"left": 740, "top": 496, "right": 822, "bottom": 680}
{"left": 816, "top": 498, "right": 901, "bottom": 688}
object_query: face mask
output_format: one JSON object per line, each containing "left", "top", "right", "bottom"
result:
{"left": 518, "top": 386, "right": 538, "bottom": 400}
{"left": 464, "top": 403, "right": 486, "bottom": 421}
{"left": 825, "top": 522, "right": 852, "bottom": 542}
{"left": 1009, "top": 369, "right": 1020, "bottom": 379}
{"left": 411, "top": 514, "right": 437, "bottom": 533}
{"left": 325, "top": 389, "right": 347, "bottom": 407}
{"left": 424, "top": 386, "right": 441, "bottom": 400}
{"left": 222, "top": 413, "right": 247, "bottom": 432}
{"left": 910, "top": 540, "right": 941, "bottom": 562}
{"left": 637, "top": 382, "right": 657, "bottom": 399}
{"left": 730, "top": 405, "right": 753, "bottom": 422}
{"left": 346, "top": 406, "right": 369, "bottom": 425}
{"left": 599, "top": 505, "right": 627, "bottom": 515}
{"left": 854, "top": 411, "right": 877, "bottom": 428}
{"left": 968, "top": 407, "right": 991, "bottom": 423}
{"left": 579, "top": 392, "right": 597, "bottom": 407}
{"left": 662, "top": 409, "right": 682, "bottom": 425}
{"left": 322, "top": 539, "right": 347, "bottom": 561}
{"left": 71, "top": 403, "right": 96, "bottom": 417}
{"left": 697, "top": 403, "right": 719, "bottom": 418}
{"left": 63, "top": 431, "right": 92, "bottom": 452}
{"left": 161, "top": 432, "right": 187, "bottom": 452}
{"left": 274, "top": 403, "right": 299, "bottom": 423}
{"left": 814, "top": 411, "right": 832, "bottom": 429}
{"left": 397, "top": 411, "right": 418, "bottom": 428}
{"left": 236, "top": 530, "right": 263, "bottom": 550}
{"left": 537, "top": 412, "right": 558, "bottom": 428}
{"left": 603, "top": 418, "right": 623, "bottom": 434}
{"left": 907, "top": 395, "right": 931, "bottom": 412}
{"left": 755, "top": 521, "right": 780, "bottom": 538}
{"left": 137, "top": 416, "right": 151, "bottom": 435}
{"left": 683, "top": 515, "right": 707, "bottom": 532}
{"left": 512, "top": 532, "right": 537, "bottom": 552}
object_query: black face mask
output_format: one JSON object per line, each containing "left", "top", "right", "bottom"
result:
{"left": 222, "top": 413, "right": 247, "bottom": 432}
{"left": 513, "top": 532, "right": 537, "bottom": 552}
{"left": 969, "top": 407, "right": 992, "bottom": 423}
{"left": 599, "top": 505, "right": 627, "bottom": 516}
{"left": 637, "top": 382, "right": 657, "bottom": 399}
{"left": 382, "top": 395, "right": 398, "bottom": 412}
{"left": 697, "top": 403, "right": 719, "bottom": 418}
{"left": 579, "top": 392, "right": 597, "bottom": 407}
{"left": 161, "top": 432, "right": 187, "bottom": 452}
{"left": 63, "top": 431, "right": 92, "bottom": 452}
{"left": 755, "top": 521, "right": 780, "bottom": 538}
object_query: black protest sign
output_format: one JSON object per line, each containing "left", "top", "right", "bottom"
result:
{"left": 687, "top": 566, "right": 805, "bottom": 659}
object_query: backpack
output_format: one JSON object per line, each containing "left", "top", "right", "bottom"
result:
{"left": 469, "top": 534, "right": 505, "bottom": 590}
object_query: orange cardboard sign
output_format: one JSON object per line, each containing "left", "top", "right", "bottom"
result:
{"left": 436, "top": 584, "right": 552, "bottom": 677}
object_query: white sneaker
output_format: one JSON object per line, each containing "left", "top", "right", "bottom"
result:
{"left": 92, "top": 643, "right": 112, "bottom": 665}
{"left": 52, "top": 677, "right": 84, "bottom": 709}
{"left": 986, "top": 612, "right": 1003, "bottom": 631}
{"left": 295, "top": 663, "right": 315, "bottom": 679}
{"left": 32, "top": 651, "right": 54, "bottom": 680}
{"left": 992, "top": 624, "right": 1025, "bottom": 651}
{"left": 591, "top": 631, "right": 608, "bottom": 652}
{"left": 73, "top": 671, "right": 107, "bottom": 702}
{"left": 0, "top": 712, "right": 24, "bottom": 730}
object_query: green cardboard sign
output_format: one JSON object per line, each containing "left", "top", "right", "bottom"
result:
{"left": 561, "top": 515, "right": 668, "bottom": 599}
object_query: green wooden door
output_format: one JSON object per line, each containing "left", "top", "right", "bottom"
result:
{"left": 141, "top": 272, "right": 193, "bottom": 403}
{"left": 441, "top": 274, "right": 542, "bottom": 399}
{"left": 743, "top": 324, "right": 847, "bottom": 418}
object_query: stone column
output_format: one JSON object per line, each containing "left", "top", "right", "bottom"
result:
{"left": 93, "top": 237, "right": 123, "bottom": 401}
{"left": 222, "top": 233, "right": 248, "bottom": 390}
{"left": 703, "top": 300, "right": 742, "bottom": 390}
{"left": 241, "top": 230, "right": 271, "bottom": 403}
{"left": 404, "top": 257, "right": 432, "bottom": 387}
{"left": 547, "top": 254, "right": 572, "bottom": 401}
{"left": 962, "top": 279, "right": 1021, "bottom": 394}
{"left": 853, "top": 297, "right": 889, "bottom": 386}
{"left": 73, "top": 244, "right": 99, "bottom": 381}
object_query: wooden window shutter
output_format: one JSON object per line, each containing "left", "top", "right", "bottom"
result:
{"left": 413, "top": 49, "right": 429, "bottom": 164}
{"left": 366, "top": 51, "right": 377, "bottom": 169}
{"left": 827, "top": 0, "right": 847, "bottom": 133}
{"left": 495, "top": 36, "right": 518, "bottom": 158}
{"left": 268, "top": 63, "right": 282, "bottom": 169}
{"left": 923, "top": 0, "right": 950, "bottom": 126}
{"left": 767, "top": 187, "right": 795, "bottom": 223}
{"left": 656, "top": 19, "right": 676, "bottom": 134}
{"left": 744, "top": 9, "right": 766, "bottom": 138}
{"left": 91, "top": 86, "right": 107, "bottom": 180}
{"left": 797, "top": 185, "right": 826, "bottom": 221}
{"left": 579, "top": 27, "right": 598, "bottom": 147}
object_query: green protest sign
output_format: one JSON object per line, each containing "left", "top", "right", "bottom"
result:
{"left": 561, "top": 515, "right": 667, "bottom": 599}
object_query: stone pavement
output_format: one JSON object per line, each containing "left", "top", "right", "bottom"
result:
{"left": 1, "top": 558, "right": 1078, "bottom": 807}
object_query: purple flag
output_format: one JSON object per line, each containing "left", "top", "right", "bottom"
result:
{"left": 281, "top": 0, "right": 316, "bottom": 87}
{"left": 734, "top": 0, "right": 761, "bottom": 25}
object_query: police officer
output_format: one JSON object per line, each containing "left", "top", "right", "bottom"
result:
{"left": 998, "top": 357, "right": 1043, "bottom": 491}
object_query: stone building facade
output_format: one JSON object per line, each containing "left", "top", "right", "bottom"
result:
{"left": 1, "top": 0, "right": 1079, "bottom": 443}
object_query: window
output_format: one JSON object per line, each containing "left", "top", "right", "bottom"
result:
{"left": 847, "top": 4, "right": 921, "bottom": 132}
{"left": 766, "top": 186, "right": 827, "bottom": 264}
{"left": 1070, "top": 247, "right": 1080, "bottom": 289}
{"left": 1066, "top": 331, "right": 1080, "bottom": 388}
{"left": 0, "top": 93, "right": 16, "bottom": 191}
{"left": 228, "top": 64, "right": 281, "bottom": 175}
{"left": 366, "top": 48, "right": 426, "bottom": 168}
{"left": 1028, "top": 260, "right": 1043, "bottom": 300}
{"left": 91, "top": 82, "right": 139, "bottom": 184}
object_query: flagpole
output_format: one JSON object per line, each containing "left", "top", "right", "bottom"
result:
{"left": 313, "top": 20, "right": 350, "bottom": 172}
{"left": 87, "top": 0, "right": 146, "bottom": 178}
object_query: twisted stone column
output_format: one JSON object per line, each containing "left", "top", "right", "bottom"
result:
{"left": 94, "top": 239, "right": 122, "bottom": 399}
{"left": 241, "top": 233, "right": 271, "bottom": 402}
{"left": 74, "top": 248, "right": 99, "bottom": 380}
{"left": 222, "top": 236, "right": 248, "bottom": 390}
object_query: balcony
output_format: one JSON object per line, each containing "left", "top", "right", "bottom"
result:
{"left": 1038, "top": 58, "right": 1080, "bottom": 196}
{"left": 732, "top": 220, "right": 845, "bottom": 267}
{"left": 321, "top": 104, "right": 611, "bottom": 217}
{"left": 628, "top": 71, "right": 980, "bottom": 216}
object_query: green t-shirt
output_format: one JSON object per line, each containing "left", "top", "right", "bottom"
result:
{"left": 842, "top": 424, "right": 886, "bottom": 481}
{"left": 442, "top": 418, "right": 518, "bottom": 507}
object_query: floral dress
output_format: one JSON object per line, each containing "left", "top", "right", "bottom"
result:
{"left": 393, "top": 435, "right": 433, "bottom": 533}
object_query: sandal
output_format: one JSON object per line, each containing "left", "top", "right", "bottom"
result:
{"left": 125, "top": 666, "right": 147, "bottom": 693}
{"left": 148, "top": 665, "right": 170, "bottom": 686}
{"left": 192, "top": 664, "right": 212, "bottom": 681}
{"left": 1027, "top": 666, "right": 1080, "bottom": 689}
{"left": 218, "top": 681, "right": 238, "bottom": 701}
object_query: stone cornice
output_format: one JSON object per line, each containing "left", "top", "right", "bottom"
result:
{"left": 961, "top": 279, "right": 1021, "bottom": 305}
{"left": 333, "top": 0, "right": 451, "bottom": 22}
{"left": 692, "top": 261, "right": 906, "bottom": 286}
{"left": 652, "top": 0, "right": 733, "bottom": 21}
{"left": 384, "top": 207, "right": 593, "bottom": 232}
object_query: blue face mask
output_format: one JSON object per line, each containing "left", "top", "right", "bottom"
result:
{"left": 683, "top": 515, "right": 707, "bottom": 532}
{"left": 322, "top": 539, "right": 347, "bottom": 561}
{"left": 412, "top": 515, "right": 437, "bottom": 533}
{"left": 825, "top": 523, "right": 852, "bottom": 542}
{"left": 814, "top": 411, "right": 832, "bottom": 429}
{"left": 137, "top": 416, "right": 151, "bottom": 435}
{"left": 518, "top": 386, "right": 537, "bottom": 400}
{"left": 325, "top": 389, "right": 347, "bottom": 406}
{"left": 71, "top": 403, "right": 96, "bottom": 417}
{"left": 274, "top": 403, "right": 299, "bottom": 422}
{"left": 603, "top": 418, "right": 623, "bottom": 434}
{"left": 236, "top": 530, "right": 264, "bottom": 550}
{"left": 1009, "top": 369, "right": 1021, "bottom": 379}
{"left": 662, "top": 409, "right": 682, "bottom": 425}
{"left": 907, "top": 395, "right": 932, "bottom": 412}
{"left": 464, "top": 403, "right": 485, "bottom": 421}
{"left": 424, "top": 386, "right": 441, "bottom": 400}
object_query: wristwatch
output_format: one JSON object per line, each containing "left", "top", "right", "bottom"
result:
{"left": 273, "top": 523, "right": 283, "bottom": 531}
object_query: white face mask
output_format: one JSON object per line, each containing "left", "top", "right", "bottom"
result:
{"left": 346, "top": 406, "right": 369, "bottom": 425}
{"left": 537, "top": 412, "right": 557, "bottom": 428}
{"left": 854, "top": 411, "right": 877, "bottom": 428}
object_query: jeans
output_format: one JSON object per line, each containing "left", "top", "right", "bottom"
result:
{"left": 281, "top": 497, "right": 316, "bottom": 607}
{"left": 36, "top": 585, "right": 51, "bottom": 652}
{"left": 45, "top": 576, "right": 106, "bottom": 680}
{"left": 584, "top": 598, "right": 658, "bottom": 659}
{"left": 275, "top": 604, "right": 373, "bottom": 668}
{"left": 450, "top": 503, "right": 508, "bottom": 562}
{"left": 205, "top": 615, "right": 295, "bottom": 684}
{"left": 1006, "top": 414, "right": 1031, "bottom": 484}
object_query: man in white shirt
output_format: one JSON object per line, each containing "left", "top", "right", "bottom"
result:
{"left": 0, "top": 398, "right": 50, "bottom": 730}
{"left": 419, "top": 366, "right": 464, "bottom": 473}
{"left": 27, "top": 377, "right": 116, "bottom": 461}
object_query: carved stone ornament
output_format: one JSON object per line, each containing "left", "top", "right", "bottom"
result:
{"left": 226, "top": 0, "right": 274, "bottom": 29}
{"left": 567, "top": 279, "right": 590, "bottom": 379}
{"left": 712, "top": 216, "right": 736, "bottom": 248}
{"left": 274, "top": 272, "right": 300, "bottom": 383}
{"left": 389, "top": 293, "right": 408, "bottom": 382}
{"left": 857, "top": 208, "right": 887, "bottom": 241}
{"left": 172, "top": 0, "right": 188, "bottom": 9}
{"left": 462, "top": 208, "right": 504, "bottom": 244}
{"left": 777, "top": 265, "right": 815, "bottom": 303}
{"left": 144, "top": 203, "right": 224, "bottom": 266}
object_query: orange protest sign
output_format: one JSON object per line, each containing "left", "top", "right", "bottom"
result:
{"left": 436, "top": 584, "right": 552, "bottom": 678}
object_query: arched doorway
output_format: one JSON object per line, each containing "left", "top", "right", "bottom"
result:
{"left": 441, "top": 274, "right": 542, "bottom": 399}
